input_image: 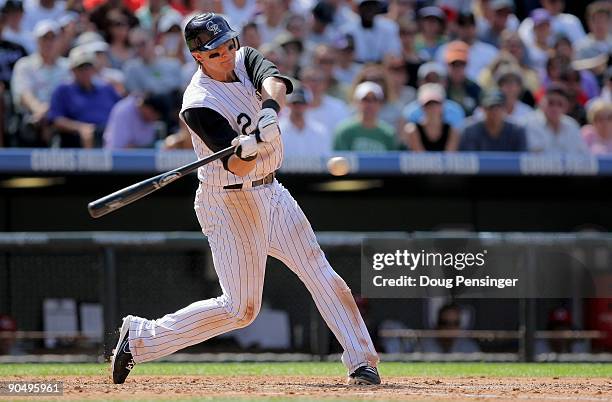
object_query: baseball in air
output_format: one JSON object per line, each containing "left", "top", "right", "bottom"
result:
{"left": 327, "top": 156, "right": 350, "bottom": 176}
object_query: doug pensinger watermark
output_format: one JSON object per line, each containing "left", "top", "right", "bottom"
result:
{"left": 359, "top": 237, "right": 604, "bottom": 299}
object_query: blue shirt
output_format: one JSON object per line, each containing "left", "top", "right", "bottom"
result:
{"left": 403, "top": 99, "right": 466, "bottom": 129}
{"left": 47, "top": 80, "right": 121, "bottom": 128}
{"left": 103, "top": 96, "right": 158, "bottom": 149}
{"left": 459, "top": 119, "right": 527, "bottom": 152}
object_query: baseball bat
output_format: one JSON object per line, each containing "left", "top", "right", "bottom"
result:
{"left": 88, "top": 145, "right": 235, "bottom": 218}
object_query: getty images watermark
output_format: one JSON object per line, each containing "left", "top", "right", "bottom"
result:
{"left": 360, "top": 238, "right": 604, "bottom": 299}
{"left": 371, "top": 249, "right": 517, "bottom": 289}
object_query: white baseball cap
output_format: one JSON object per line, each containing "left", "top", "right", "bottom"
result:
{"left": 158, "top": 12, "right": 184, "bottom": 33}
{"left": 417, "top": 83, "right": 446, "bottom": 105}
{"left": 68, "top": 46, "right": 96, "bottom": 69}
{"left": 353, "top": 81, "right": 384, "bottom": 101}
{"left": 34, "top": 19, "right": 59, "bottom": 38}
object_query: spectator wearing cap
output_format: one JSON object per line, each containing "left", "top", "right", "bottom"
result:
{"left": 352, "top": 63, "right": 405, "bottom": 135}
{"left": 519, "top": 0, "right": 585, "bottom": 50}
{"left": 414, "top": 6, "right": 446, "bottom": 62}
{"left": 279, "top": 86, "right": 330, "bottom": 159}
{"left": 435, "top": 12, "right": 498, "bottom": 82}
{"left": 575, "top": 1, "right": 611, "bottom": 62}
{"left": 582, "top": 99, "right": 612, "bottom": 154}
{"left": 123, "top": 27, "right": 182, "bottom": 97}
{"left": 524, "top": 8, "right": 552, "bottom": 76}
{"left": 47, "top": 47, "right": 121, "bottom": 147}
{"left": 308, "top": 1, "right": 339, "bottom": 47}
{"left": 524, "top": 84, "right": 588, "bottom": 154}
{"left": 158, "top": 12, "right": 186, "bottom": 63}
{"left": 475, "top": 66, "right": 533, "bottom": 125}
{"left": 73, "top": 34, "right": 126, "bottom": 96}
{"left": 341, "top": 0, "right": 401, "bottom": 64}
{"left": 334, "top": 81, "right": 397, "bottom": 151}
{"left": 476, "top": 0, "right": 519, "bottom": 48}
{"left": 253, "top": 0, "right": 286, "bottom": 45}
{"left": 136, "top": 0, "right": 183, "bottom": 33}
{"left": 402, "top": 61, "right": 465, "bottom": 129}
{"left": 300, "top": 64, "right": 350, "bottom": 136}
{"left": 21, "top": 0, "right": 65, "bottom": 33}
{"left": 220, "top": 0, "right": 257, "bottom": 31}
{"left": 1, "top": 0, "right": 34, "bottom": 53}
{"left": 442, "top": 40, "right": 481, "bottom": 116}
{"left": 333, "top": 34, "right": 361, "bottom": 87}
{"left": 11, "top": 20, "right": 70, "bottom": 146}
{"left": 104, "top": 92, "right": 167, "bottom": 149}
{"left": 460, "top": 89, "right": 527, "bottom": 152}
{"left": 275, "top": 32, "right": 304, "bottom": 80}
{"left": 397, "top": 18, "right": 422, "bottom": 89}
{"left": 402, "top": 83, "right": 459, "bottom": 152}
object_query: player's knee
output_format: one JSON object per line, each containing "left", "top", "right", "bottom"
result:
{"left": 324, "top": 271, "right": 351, "bottom": 294}
{"left": 234, "top": 300, "right": 260, "bottom": 328}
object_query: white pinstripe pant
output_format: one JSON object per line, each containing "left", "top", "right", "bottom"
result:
{"left": 127, "top": 180, "right": 379, "bottom": 373}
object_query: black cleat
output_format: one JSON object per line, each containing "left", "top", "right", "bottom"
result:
{"left": 111, "top": 315, "right": 135, "bottom": 384}
{"left": 348, "top": 365, "right": 381, "bottom": 385}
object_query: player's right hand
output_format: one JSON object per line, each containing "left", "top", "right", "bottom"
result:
{"left": 231, "top": 135, "right": 258, "bottom": 161}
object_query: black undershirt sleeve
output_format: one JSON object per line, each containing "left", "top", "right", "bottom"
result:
{"left": 182, "top": 107, "right": 237, "bottom": 171}
{"left": 243, "top": 46, "right": 294, "bottom": 95}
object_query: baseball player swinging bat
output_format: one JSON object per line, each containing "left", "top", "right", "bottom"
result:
{"left": 109, "top": 12, "right": 381, "bottom": 387}
{"left": 88, "top": 143, "right": 237, "bottom": 218}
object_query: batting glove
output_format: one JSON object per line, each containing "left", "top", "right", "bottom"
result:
{"left": 232, "top": 135, "right": 258, "bottom": 161}
{"left": 256, "top": 107, "right": 280, "bottom": 142}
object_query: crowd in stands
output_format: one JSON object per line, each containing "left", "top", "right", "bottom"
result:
{"left": 0, "top": 0, "right": 609, "bottom": 155}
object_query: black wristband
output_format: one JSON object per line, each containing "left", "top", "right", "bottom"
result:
{"left": 235, "top": 145, "right": 258, "bottom": 161}
{"left": 238, "top": 153, "right": 257, "bottom": 162}
{"left": 262, "top": 99, "right": 281, "bottom": 113}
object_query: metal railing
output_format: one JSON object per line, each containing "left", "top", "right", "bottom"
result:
{"left": 1, "top": 231, "right": 611, "bottom": 362}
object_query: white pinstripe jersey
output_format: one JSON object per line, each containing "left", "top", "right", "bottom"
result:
{"left": 180, "top": 47, "right": 283, "bottom": 187}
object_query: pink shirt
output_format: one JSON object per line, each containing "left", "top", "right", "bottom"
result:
{"left": 582, "top": 125, "right": 612, "bottom": 155}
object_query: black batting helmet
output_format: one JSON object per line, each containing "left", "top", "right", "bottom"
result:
{"left": 184, "top": 13, "right": 239, "bottom": 52}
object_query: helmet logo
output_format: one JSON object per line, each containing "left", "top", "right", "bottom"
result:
{"left": 206, "top": 21, "right": 221, "bottom": 36}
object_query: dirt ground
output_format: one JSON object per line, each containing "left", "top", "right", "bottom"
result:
{"left": 4, "top": 375, "right": 612, "bottom": 401}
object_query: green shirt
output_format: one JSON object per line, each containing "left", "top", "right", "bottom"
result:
{"left": 333, "top": 118, "right": 397, "bottom": 152}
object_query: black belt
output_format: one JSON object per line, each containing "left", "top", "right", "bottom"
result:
{"left": 223, "top": 171, "right": 275, "bottom": 190}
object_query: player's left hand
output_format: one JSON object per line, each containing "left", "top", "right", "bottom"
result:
{"left": 256, "top": 108, "right": 280, "bottom": 142}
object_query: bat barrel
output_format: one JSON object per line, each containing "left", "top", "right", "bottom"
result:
{"left": 87, "top": 145, "right": 236, "bottom": 218}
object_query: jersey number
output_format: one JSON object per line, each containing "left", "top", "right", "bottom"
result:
{"left": 237, "top": 113, "right": 253, "bottom": 136}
